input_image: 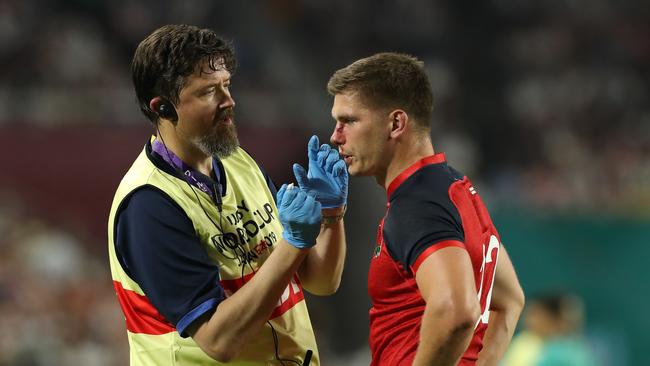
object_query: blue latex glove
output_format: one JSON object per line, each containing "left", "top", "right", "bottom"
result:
{"left": 293, "top": 135, "right": 348, "bottom": 209}
{"left": 276, "top": 184, "right": 322, "bottom": 249}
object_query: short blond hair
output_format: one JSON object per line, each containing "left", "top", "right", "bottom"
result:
{"left": 327, "top": 52, "right": 433, "bottom": 128}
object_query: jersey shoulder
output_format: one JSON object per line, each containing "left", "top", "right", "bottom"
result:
{"left": 383, "top": 163, "right": 466, "bottom": 270}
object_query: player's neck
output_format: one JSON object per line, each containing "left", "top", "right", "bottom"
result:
{"left": 380, "top": 135, "right": 434, "bottom": 191}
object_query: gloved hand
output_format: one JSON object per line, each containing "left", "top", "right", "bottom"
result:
{"left": 293, "top": 135, "right": 348, "bottom": 209}
{"left": 276, "top": 184, "right": 322, "bottom": 249}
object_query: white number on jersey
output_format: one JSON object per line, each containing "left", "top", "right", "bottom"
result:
{"left": 476, "top": 235, "right": 500, "bottom": 326}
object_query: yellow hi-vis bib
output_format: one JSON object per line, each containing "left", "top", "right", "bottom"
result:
{"left": 108, "top": 143, "right": 319, "bottom": 365}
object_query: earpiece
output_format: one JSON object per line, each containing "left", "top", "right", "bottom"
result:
{"left": 156, "top": 100, "right": 178, "bottom": 122}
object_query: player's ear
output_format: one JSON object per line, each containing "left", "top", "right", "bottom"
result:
{"left": 388, "top": 109, "right": 408, "bottom": 139}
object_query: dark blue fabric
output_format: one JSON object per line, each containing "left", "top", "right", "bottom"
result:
{"left": 115, "top": 187, "right": 226, "bottom": 337}
{"left": 383, "top": 162, "right": 465, "bottom": 272}
{"left": 176, "top": 297, "right": 221, "bottom": 337}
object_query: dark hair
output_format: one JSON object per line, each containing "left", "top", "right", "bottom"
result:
{"left": 131, "top": 24, "right": 237, "bottom": 123}
{"left": 327, "top": 52, "right": 433, "bottom": 129}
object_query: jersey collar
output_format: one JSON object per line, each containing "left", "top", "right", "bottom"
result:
{"left": 386, "top": 153, "right": 447, "bottom": 198}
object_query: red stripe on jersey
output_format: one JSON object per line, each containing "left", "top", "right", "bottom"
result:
{"left": 221, "top": 272, "right": 304, "bottom": 319}
{"left": 387, "top": 154, "right": 447, "bottom": 197}
{"left": 113, "top": 281, "right": 175, "bottom": 335}
{"left": 411, "top": 240, "right": 466, "bottom": 273}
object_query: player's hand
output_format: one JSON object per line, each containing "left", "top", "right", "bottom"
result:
{"left": 276, "top": 184, "right": 322, "bottom": 249}
{"left": 293, "top": 135, "right": 348, "bottom": 209}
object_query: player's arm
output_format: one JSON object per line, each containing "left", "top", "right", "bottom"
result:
{"left": 188, "top": 185, "right": 321, "bottom": 362}
{"left": 476, "top": 245, "right": 525, "bottom": 366}
{"left": 293, "top": 135, "right": 348, "bottom": 295}
{"left": 413, "top": 245, "right": 482, "bottom": 366}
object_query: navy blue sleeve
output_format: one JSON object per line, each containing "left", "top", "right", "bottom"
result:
{"left": 115, "top": 187, "right": 226, "bottom": 337}
{"left": 383, "top": 175, "right": 465, "bottom": 272}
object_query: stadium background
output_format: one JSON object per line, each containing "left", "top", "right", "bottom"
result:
{"left": 0, "top": 1, "right": 648, "bottom": 365}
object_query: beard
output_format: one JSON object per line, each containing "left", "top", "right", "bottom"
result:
{"left": 195, "top": 108, "right": 240, "bottom": 158}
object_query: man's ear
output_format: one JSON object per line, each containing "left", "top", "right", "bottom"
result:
{"left": 149, "top": 96, "right": 178, "bottom": 123}
{"left": 388, "top": 109, "right": 408, "bottom": 139}
{"left": 149, "top": 96, "right": 163, "bottom": 114}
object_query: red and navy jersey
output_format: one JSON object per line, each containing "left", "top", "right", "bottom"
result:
{"left": 368, "top": 153, "right": 501, "bottom": 366}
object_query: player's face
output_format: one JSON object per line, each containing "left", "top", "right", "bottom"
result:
{"left": 174, "top": 61, "right": 238, "bottom": 158}
{"left": 330, "top": 91, "right": 391, "bottom": 177}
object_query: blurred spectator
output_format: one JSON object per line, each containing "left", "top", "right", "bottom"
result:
{"left": 1, "top": 0, "right": 647, "bottom": 213}
{"left": 503, "top": 292, "right": 597, "bottom": 366}
{"left": 0, "top": 194, "right": 127, "bottom": 366}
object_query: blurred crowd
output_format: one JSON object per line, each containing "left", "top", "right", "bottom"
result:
{"left": 1, "top": 0, "right": 648, "bottom": 214}
{"left": 0, "top": 193, "right": 127, "bottom": 366}
{"left": 1, "top": 1, "right": 648, "bottom": 365}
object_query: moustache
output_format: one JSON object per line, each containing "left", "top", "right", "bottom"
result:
{"left": 217, "top": 108, "right": 234, "bottom": 121}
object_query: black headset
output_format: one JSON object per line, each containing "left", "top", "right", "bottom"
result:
{"left": 156, "top": 99, "right": 178, "bottom": 122}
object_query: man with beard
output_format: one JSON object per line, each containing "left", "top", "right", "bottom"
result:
{"left": 108, "top": 25, "right": 348, "bottom": 365}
